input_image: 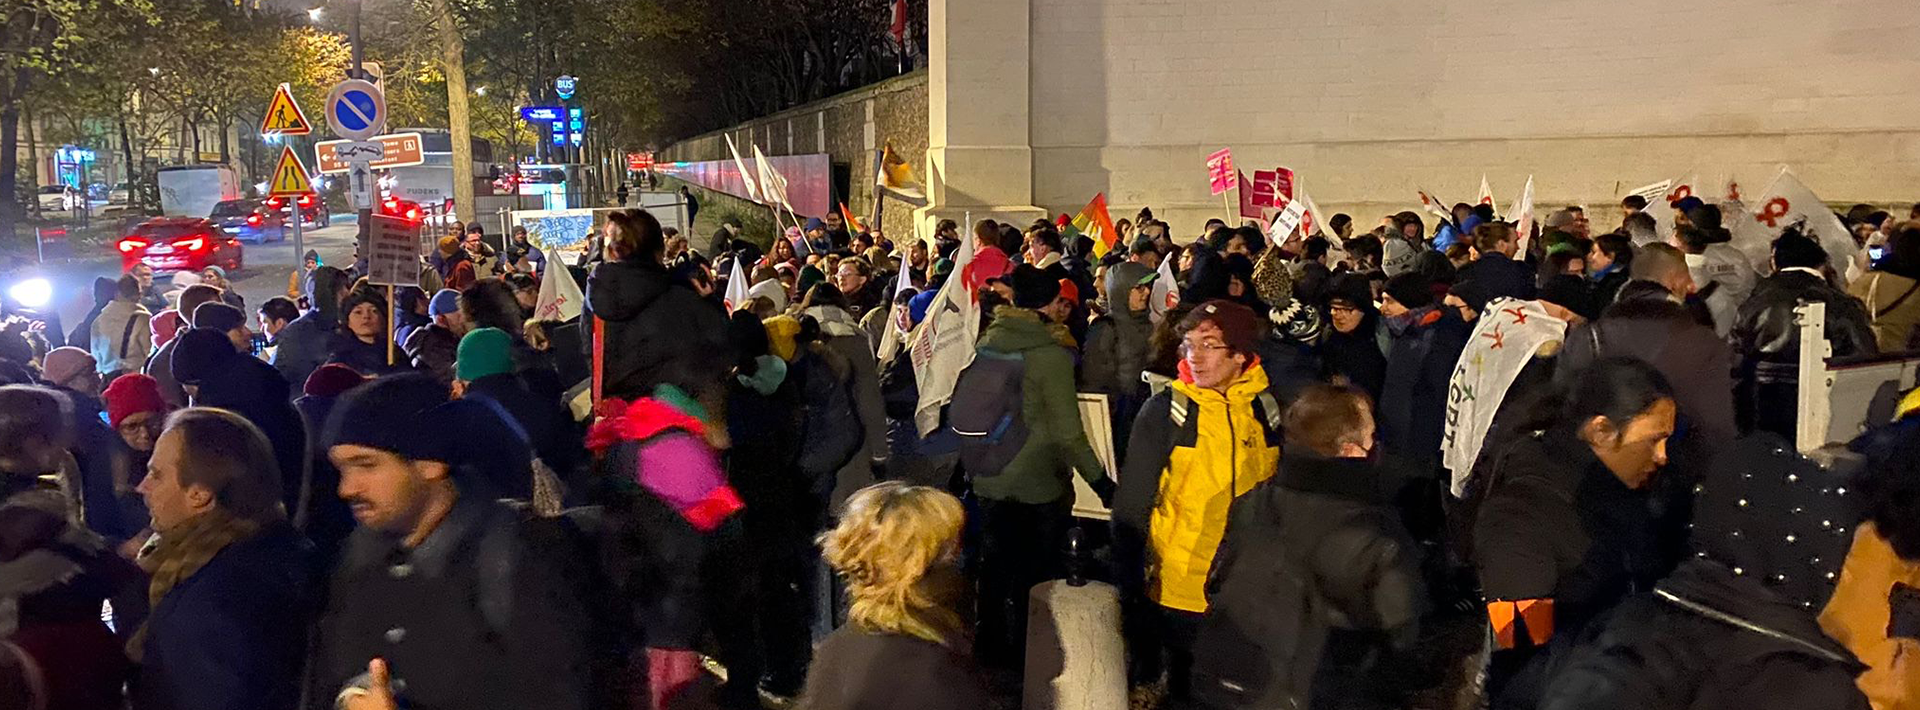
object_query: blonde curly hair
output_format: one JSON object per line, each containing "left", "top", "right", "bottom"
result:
{"left": 819, "top": 482, "right": 966, "bottom": 645}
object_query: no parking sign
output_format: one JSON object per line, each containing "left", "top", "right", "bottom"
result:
{"left": 326, "top": 79, "right": 386, "bottom": 141}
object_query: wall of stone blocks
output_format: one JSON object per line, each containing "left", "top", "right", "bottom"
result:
{"left": 1021, "top": 0, "right": 1920, "bottom": 236}
{"left": 658, "top": 72, "right": 930, "bottom": 243}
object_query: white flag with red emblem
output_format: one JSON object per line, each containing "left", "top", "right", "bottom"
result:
{"left": 1637, "top": 174, "right": 1696, "bottom": 244}
{"left": 909, "top": 231, "right": 979, "bottom": 436}
{"left": 1749, "top": 167, "right": 1857, "bottom": 279}
{"left": 1478, "top": 174, "right": 1498, "bottom": 213}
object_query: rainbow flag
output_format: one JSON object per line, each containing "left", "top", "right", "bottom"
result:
{"left": 1070, "top": 193, "right": 1119, "bottom": 257}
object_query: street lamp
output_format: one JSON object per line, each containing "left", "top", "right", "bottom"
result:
{"left": 307, "top": 7, "right": 323, "bottom": 21}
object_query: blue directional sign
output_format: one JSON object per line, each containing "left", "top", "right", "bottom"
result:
{"left": 520, "top": 106, "right": 563, "bottom": 122}
{"left": 325, "top": 79, "right": 386, "bottom": 141}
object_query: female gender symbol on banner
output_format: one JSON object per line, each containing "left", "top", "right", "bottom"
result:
{"left": 1666, "top": 184, "right": 1693, "bottom": 204}
{"left": 326, "top": 79, "right": 386, "bottom": 141}
{"left": 1757, "top": 197, "right": 1792, "bottom": 227}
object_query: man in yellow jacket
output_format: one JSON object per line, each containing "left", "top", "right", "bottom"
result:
{"left": 1114, "top": 299, "right": 1283, "bottom": 698}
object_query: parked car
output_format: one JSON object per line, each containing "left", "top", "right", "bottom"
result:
{"left": 118, "top": 217, "right": 243, "bottom": 274}
{"left": 209, "top": 199, "right": 286, "bottom": 243}
{"left": 36, "top": 184, "right": 79, "bottom": 211}
{"left": 267, "top": 193, "right": 330, "bottom": 228}
{"left": 108, "top": 182, "right": 131, "bottom": 204}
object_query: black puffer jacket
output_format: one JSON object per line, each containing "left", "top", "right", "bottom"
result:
{"left": 1193, "top": 452, "right": 1428, "bottom": 709}
{"left": 585, "top": 259, "right": 732, "bottom": 402}
{"left": 1378, "top": 306, "right": 1471, "bottom": 466}
{"left": 1538, "top": 560, "right": 1868, "bottom": 710}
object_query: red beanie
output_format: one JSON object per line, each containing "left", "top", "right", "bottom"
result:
{"left": 102, "top": 374, "right": 167, "bottom": 428}
{"left": 303, "top": 363, "right": 368, "bottom": 398}
{"left": 1057, "top": 278, "right": 1080, "bottom": 305}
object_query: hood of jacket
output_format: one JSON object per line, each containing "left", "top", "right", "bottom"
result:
{"left": 978, "top": 306, "right": 1074, "bottom": 353}
{"left": 1105, "top": 261, "right": 1154, "bottom": 318}
{"left": 1656, "top": 558, "right": 1864, "bottom": 672}
{"left": 804, "top": 305, "right": 864, "bottom": 339}
{"left": 587, "top": 259, "right": 674, "bottom": 322}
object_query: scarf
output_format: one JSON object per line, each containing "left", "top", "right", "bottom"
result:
{"left": 128, "top": 507, "right": 260, "bottom": 661}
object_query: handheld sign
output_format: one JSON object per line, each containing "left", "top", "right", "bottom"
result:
{"left": 326, "top": 79, "right": 386, "bottom": 141}
{"left": 267, "top": 146, "right": 315, "bottom": 198}
{"left": 1206, "top": 148, "right": 1235, "bottom": 196}
{"left": 260, "top": 83, "right": 312, "bottom": 135}
{"left": 364, "top": 215, "right": 420, "bottom": 286}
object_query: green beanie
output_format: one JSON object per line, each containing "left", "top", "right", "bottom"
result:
{"left": 455, "top": 327, "right": 514, "bottom": 382}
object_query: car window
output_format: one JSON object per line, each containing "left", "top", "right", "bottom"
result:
{"left": 135, "top": 224, "right": 209, "bottom": 240}
{"left": 209, "top": 201, "right": 249, "bottom": 217}
{"left": 38, "top": 185, "right": 65, "bottom": 195}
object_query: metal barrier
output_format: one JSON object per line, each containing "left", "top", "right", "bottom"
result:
{"left": 1797, "top": 300, "right": 1920, "bottom": 452}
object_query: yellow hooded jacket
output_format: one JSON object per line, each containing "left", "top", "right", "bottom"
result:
{"left": 1148, "top": 363, "right": 1280, "bottom": 613}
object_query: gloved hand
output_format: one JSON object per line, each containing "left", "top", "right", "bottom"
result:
{"left": 1089, "top": 476, "right": 1118, "bottom": 507}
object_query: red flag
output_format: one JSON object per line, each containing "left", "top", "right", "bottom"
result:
{"left": 1238, "top": 171, "right": 1265, "bottom": 219}
{"left": 889, "top": 0, "right": 908, "bottom": 49}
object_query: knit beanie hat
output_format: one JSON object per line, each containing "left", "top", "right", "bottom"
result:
{"left": 40, "top": 347, "right": 95, "bottom": 388}
{"left": 168, "top": 328, "right": 239, "bottom": 386}
{"left": 324, "top": 373, "right": 453, "bottom": 462}
{"left": 455, "top": 327, "right": 515, "bottom": 382}
{"left": 1268, "top": 299, "right": 1324, "bottom": 344}
{"left": 1382, "top": 237, "right": 1420, "bottom": 277}
{"left": 1185, "top": 300, "right": 1262, "bottom": 355}
{"left": 1384, "top": 272, "right": 1435, "bottom": 310}
{"left": 303, "top": 363, "right": 367, "bottom": 398}
{"left": 102, "top": 373, "right": 166, "bottom": 428}
{"left": 438, "top": 236, "right": 461, "bottom": 257}
{"left": 428, "top": 289, "right": 461, "bottom": 317}
{"left": 1011, "top": 264, "right": 1060, "bottom": 309}
{"left": 191, "top": 302, "right": 245, "bottom": 332}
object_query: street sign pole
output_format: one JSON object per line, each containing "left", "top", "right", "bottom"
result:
{"left": 291, "top": 206, "right": 305, "bottom": 280}
{"left": 349, "top": 0, "right": 369, "bottom": 282}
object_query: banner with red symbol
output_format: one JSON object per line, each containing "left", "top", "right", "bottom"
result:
{"left": 1748, "top": 168, "right": 1857, "bottom": 275}
{"left": 1206, "top": 148, "right": 1235, "bottom": 196}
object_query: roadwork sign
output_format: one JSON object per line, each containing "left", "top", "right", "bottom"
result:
{"left": 261, "top": 84, "right": 312, "bottom": 135}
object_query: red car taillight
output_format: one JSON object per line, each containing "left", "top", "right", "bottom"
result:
{"left": 247, "top": 214, "right": 262, "bottom": 226}
{"left": 298, "top": 195, "right": 314, "bottom": 207}
{"left": 177, "top": 236, "right": 207, "bottom": 251}
{"left": 405, "top": 207, "right": 421, "bottom": 221}
{"left": 118, "top": 238, "right": 148, "bottom": 253}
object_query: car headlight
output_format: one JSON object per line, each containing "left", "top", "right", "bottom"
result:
{"left": 8, "top": 278, "right": 52, "bottom": 309}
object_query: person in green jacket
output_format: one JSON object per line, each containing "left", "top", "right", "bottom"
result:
{"left": 972, "top": 264, "right": 1115, "bottom": 667}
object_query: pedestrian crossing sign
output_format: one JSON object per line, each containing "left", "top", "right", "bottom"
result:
{"left": 268, "top": 146, "right": 315, "bottom": 197}
{"left": 261, "top": 83, "right": 312, "bottom": 135}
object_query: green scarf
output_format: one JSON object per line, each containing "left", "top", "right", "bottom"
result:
{"left": 127, "top": 507, "right": 260, "bottom": 661}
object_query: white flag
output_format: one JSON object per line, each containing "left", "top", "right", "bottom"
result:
{"left": 533, "top": 258, "right": 584, "bottom": 323}
{"left": 752, "top": 144, "right": 793, "bottom": 214}
{"left": 1506, "top": 175, "right": 1535, "bottom": 253}
{"left": 725, "top": 134, "right": 761, "bottom": 203}
{"left": 1417, "top": 189, "right": 1455, "bottom": 226}
{"left": 1477, "top": 174, "right": 1498, "bottom": 213}
{"left": 1750, "top": 167, "right": 1858, "bottom": 280}
{"left": 1149, "top": 248, "right": 1177, "bottom": 324}
{"left": 909, "top": 233, "right": 979, "bottom": 436}
{"left": 1443, "top": 298, "right": 1567, "bottom": 495}
{"left": 1300, "top": 189, "right": 1331, "bottom": 239}
{"left": 1639, "top": 173, "right": 1697, "bottom": 245}
{"left": 722, "top": 255, "right": 750, "bottom": 312}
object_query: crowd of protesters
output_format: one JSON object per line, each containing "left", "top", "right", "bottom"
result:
{"left": 1, "top": 192, "right": 1919, "bottom": 710}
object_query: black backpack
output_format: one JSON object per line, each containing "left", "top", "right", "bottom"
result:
{"left": 948, "top": 348, "right": 1030, "bottom": 478}
{"left": 1190, "top": 498, "right": 1370, "bottom": 709}
{"left": 793, "top": 346, "right": 864, "bottom": 492}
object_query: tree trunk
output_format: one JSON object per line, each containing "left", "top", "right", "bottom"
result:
{"left": 24, "top": 103, "right": 41, "bottom": 214}
{"left": 218, "top": 113, "right": 231, "bottom": 164}
{"left": 119, "top": 115, "right": 137, "bottom": 210}
{"left": 430, "top": 0, "right": 476, "bottom": 223}
{"left": 0, "top": 90, "right": 21, "bottom": 243}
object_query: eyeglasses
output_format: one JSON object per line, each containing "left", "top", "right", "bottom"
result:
{"left": 1180, "top": 340, "right": 1231, "bottom": 359}
{"left": 1329, "top": 304, "right": 1361, "bottom": 315}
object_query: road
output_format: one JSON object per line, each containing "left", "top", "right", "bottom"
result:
{"left": 35, "top": 215, "right": 363, "bottom": 332}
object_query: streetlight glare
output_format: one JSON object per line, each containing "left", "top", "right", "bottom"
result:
{"left": 476, "top": 86, "right": 488, "bottom": 96}
{"left": 307, "top": 7, "right": 323, "bottom": 21}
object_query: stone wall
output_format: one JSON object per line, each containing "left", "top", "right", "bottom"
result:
{"left": 658, "top": 71, "right": 930, "bottom": 242}
{"left": 926, "top": 0, "right": 1920, "bottom": 235}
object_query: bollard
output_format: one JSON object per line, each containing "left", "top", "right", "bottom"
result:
{"left": 1023, "top": 527, "right": 1126, "bottom": 710}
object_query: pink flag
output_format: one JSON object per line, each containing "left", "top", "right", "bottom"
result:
{"left": 1206, "top": 148, "right": 1234, "bottom": 196}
